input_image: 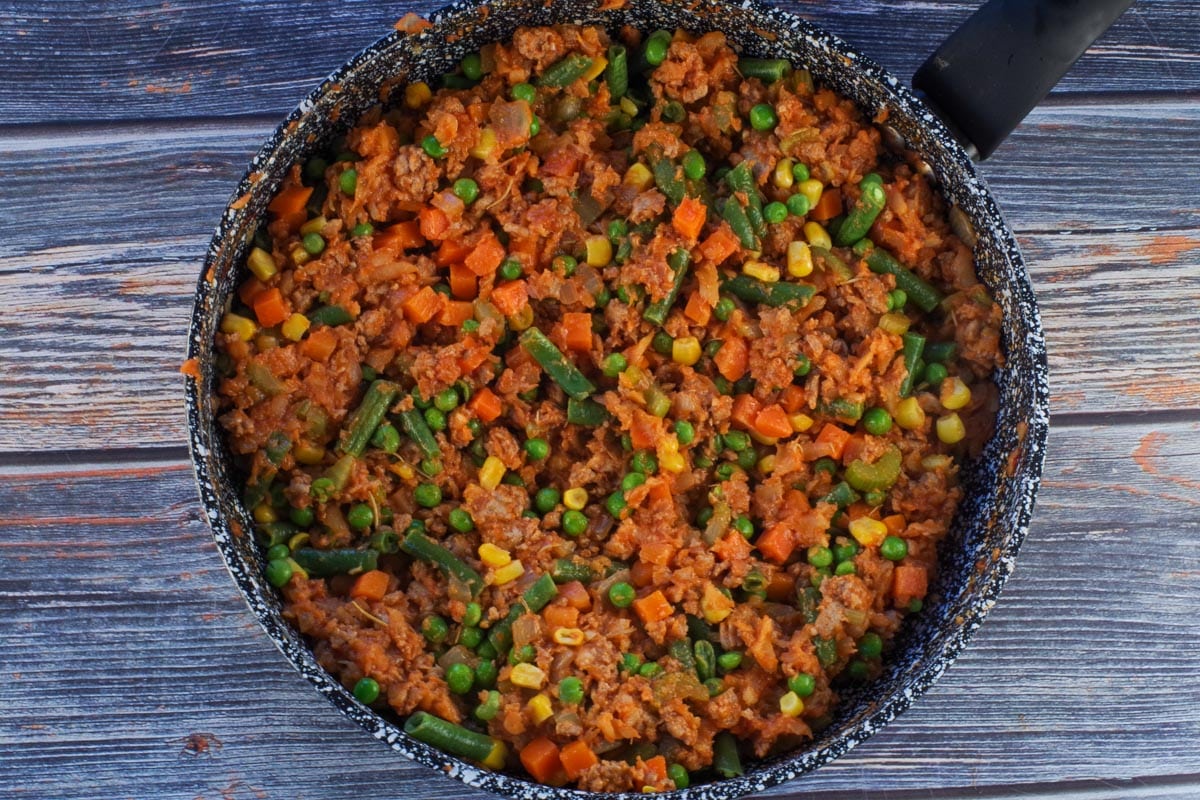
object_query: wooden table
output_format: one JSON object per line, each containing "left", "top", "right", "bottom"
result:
{"left": 2, "top": 2, "right": 1198, "bottom": 798}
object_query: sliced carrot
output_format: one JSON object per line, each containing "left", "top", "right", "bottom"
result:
{"left": 349, "top": 569, "right": 390, "bottom": 602}
{"left": 559, "top": 740, "right": 598, "bottom": 781}
{"left": 893, "top": 564, "right": 928, "bottom": 605}
{"left": 815, "top": 422, "right": 851, "bottom": 461}
{"left": 672, "top": 195, "right": 708, "bottom": 240}
{"left": 883, "top": 514, "right": 907, "bottom": 535}
{"left": 467, "top": 387, "right": 503, "bottom": 423}
{"left": 557, "top": 580, "right": 592, "bottom": 610}
{"left": 642, "top": 755, "right": 668, "bottom": 785}
{"left": 561, "top": 312, "right": 592, "bottom": 353}
{"left": 465, "top": 232, "right": 505, "bottom": 276}
{"left": 267, "top": 184, "right": 313, "bottom": 231}
{"left": 754, "top": 404, "right": 793, "bottom": 439}
{"left": 376, "top": 219, "right": 425, "bottom": 251}
{"left": 632, "top": 589, "right": 674, "bottom": 624}
{"left": 629, "top": 559, "right": 654, "bottom": 588}
{"left": 755, "top": 523, "right": 795, "bottom": 564}
{"left": 683, "top": 290, "right": 711, "bottom": 325}
{"left": 543, "top": 603, "right": 579, "bottom": 630}
{"left": 437, "top": 237, "right": 473, "bottom": 265}
{"left": 252, "top": 287, "right": 289, "bottom": 327}
{"left": 401, "top": 285, "right": 444, "bottom": 324}
{"left": 778, "top": 385, "right": 806, "bottom": 414}
{"left": 810, "top": 186, "right": 843, "bottom": 222}
{"left": 713, "top": 335, "right": 748, "bottom": 381}
{"left": 698, "top": 224, "right": 740, "bottom": 264}
{"left": 300, "top": 326, "right": 337, "bottom": 361}
{"left": 490, "top": 279, "right": 528, "bottom": 317}
{"left": 520, "top": 738, "right": 563, "bottom": 785}
{"left": 437, "top": 300, "right": 475, "bottom": 327}
{"left": 448, "top": 263, "right": 478, "bottom": 299}
{"left": 730, "top": 394, "right": 761, "bottom": 430}
{"left": 418, "top": 206, "right": 450, "bottom": 241}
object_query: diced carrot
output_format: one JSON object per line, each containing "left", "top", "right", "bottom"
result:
{"left": 376, "top": 219, "right": 425, "bottom": 251}
{"left": 490, "top": 279, "right": 528, "bottom": 317}
{"left": 782, "top": 488, "right": 812, "bottom": 516}
{"left": 815, "top": 422, "right": 851, "bottom": 460}
{"left": 457, "top": 341, "right": 493, "bottom": 374}
{"left": 520, "top": 738, "right": 563, "bottom": 785}
{"left": 561, "top": 312, "right": 592, "bottom": 353}
{"left": 468, "top": 387, "right": 503, "bottom": 422}
{"left": 778, "top": 385, "right": 806, "bottom": 414}
{"left": 558, "top": 580, "right": 592, "bottom": 610}
{"left": 238, "top": 276, "right": 268, "bottom": 306}
{"left": 418, "top": 206, "right": 449, "bottom": 240}
{"left": 252, "top": 287, "right": 289, "bottom": 327}
{"left": 437, "top": 300, "right": 475, "bottom": 326}
{"left": 754, "top": 404, "right": 793, "bottom": 439}
{"left": 683, "top": 290, "right": 711, "bottom": 325}
{"left": 647, "top": 478, "right": 672, "bottom": 504}
{"left": 883, "top": 514, "right": 907, "bottom": 535}
{"left": 713, "top": 335, "right": 748, "bottom": 381}
{"left": 448, "top": 263, "right": 478, "bottom": 299}
{"left": 766, "top": 570, "right": 795, "bottom": 601}
{"left": 841, "top": 432, "right": 870, "bottom": 465}
{"left": 437, "top": 237, "right": 473, "bottom": 265}
{"left": 755, "top": 523, "right": 795, "bottom": 564}
{"left": 698, "top": 224, "right": 740, "bottom": 264}
{"left": 349, "top": 569, "right": 390, "bottom": 602}
{"left": 810, "top": 187, "right": 843, "bottom": 222}
{"left": 712, "top": 529, "right": 753, "bottom": 563}
{"left": 893, "top": 564, "right": 928, "bottom": 605}
{"left": 846, "top": 501, "right": 871, "bottom": 521}
{"left": 630, "top": 559, "right": 654, "bottom": 588}
{"left": 672, "top": 195, "right": 708, "bottom": 240}
{"left": 300, "top": 326, "right": 337, "bottom": 361}
{"left": 543, "top": 603, "right": 579, "bottom": 630}
{"left": 632, "top": 589, "right": 674, "bottom": 624}
{"left": 465, "top": 232, "right": 505, "bottom": 276}
{"left": 559, "top": 740, "right": 598, "bottom": 781}
{"left": 267, "top": 184, "right": 313, "bottom": 231}
{"left": 401, "top": 285, "right": 444, "bottom": 324}
{"left": 730, "top": 394, "right": 761, "bottom": 430}
{"left": 695, "top": 260, "right": 720, "bottom": 305}
{"left": 642, "top": 755, "right": 668, "bottom": 785}
{"left": 629, "top": 409, "right": 662, "bottom": 451}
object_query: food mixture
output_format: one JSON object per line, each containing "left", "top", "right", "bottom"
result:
{"left": 214, "top": 23, "right": 1001, "bottom": 792}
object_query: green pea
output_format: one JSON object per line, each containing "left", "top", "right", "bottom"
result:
{"left": 608, "top": 581, "right": 635, "bottom": 608}
{"left": 529, "top": 117, "right": 541, "bottom": 136}
{"left": 406, "top": 519, "right": 427, "bottom": 535}
{"left": 512, "top": 82, "right": 536, "bottom": 103}
{"left": 620, "top": 433, "right": 633, "bottom": 452}
{"left": 448, "top": 507, "right": 475, "bottom": 532}
{"left": 475, "top": 660, "right": 498, "bottom": 688}
{"left": 835, "top": 560, "right": 856, "bottom": 576}
{"left": 890, "top": 289, "right": 908, "bottom": 310}
{"left": 265, "top": 558, "right": 293, "bottom": 587}
{"left": 737, "top": 448, "right": 758, "bottom": 470}
{"left": 422, "top": 135, "right": 447, "bottom": 159}
{"left": 352, "top": 676, "right": 380, "bottom": 704}
{"left": 620, "top": 653, "right": 642, "bottom": 672}
{"left": 433, "top": 388, "right": 459, "bottom": 412}
{"left": 412, "top": 388, "right": 432, "bottom": 409}
{"left": 723, "top": 430, "right": 751, "bottom": 452}
{"left": 524, "top": 437, "right": 550, "bottom": 461}
{"left": 813, "top": 456, "right": 838, "bottom": 476}
{"left": 422, "top": 407, "right": 446, "bottom": 432}
{"left": 696, "top": 506, "right": 714, "bottom": 526}
{"left": 733, "top": 515, "right": 754, "bottom": 538}
{"left": 717, "top": 651, "right": 743, "bottom": 673}
{"left": 339, "top": 169, "right": 358, "bottom": 196}
{"left": 606, "top": 491, "right": 627, "bottom": 518}
{"left": 534, "top": 487, "right": 561, "bottom": 514}
{"left": 682, "top": 149, "right": 707, "bottom": 180}
{"left": 792, "top": 162, "right": 810, "bottom": 182}
{"left": 806, "top": 545, "right": 833, "bottom": 568}
{"left": 630, "top": 451, "right": 657, "bottom": 474}
{"left": 924, "top": 362, "right": 949, "bottom": 388}
{"left": 371, "top": 422, "right": 401, "bottom": 453}
{"left": 420, "top": 458, "right": 442, "bottom": 477}
{"left": 499, "top": 258, "right": 523, "bottom": 281}
{"left": 288, "top": 506, "right": 315, "bottom": 527}
{"left": 908, "top": 598, "right": 924, "bottom": 613}
{"left": 474, "top": 689, "right": 501, "bottom": 720}
{"left": 607, "top": 219, "right": 628, "bottom": 240}
{"left": 347, "top": 503, "right": 374, "bottom": 530}
{"left": 764, "top": 201, "right": 788, "bottom": 224}
{"left": 510, "top": 644, "right": 536, "bottom": 665}
{"left": 461, "top": 52, "right": 484, "bottom": 81}
{"left": 881, "top": 535, "right": 908, "bottom": 561}
{"left": 749, "top": 103, "right": 777, "bottom": 131}
{"left": 458, "top": 626, "right": 483, "bottom": 650}
{"left": 864, "top": 489, "right": 888, "bottom": 507}
{"left": 847, "top": 659, "right": 870, "bottom": 681}
{"left": 462, "top": 318, "right": 481, "bottom": 333}
{"left": 862, "top": 407, "right": 893, "bottom": 436}
{"left": 562, "top": 509, "right": 588, "bottom": 537}
{"left": 704, "top": 677, "right": 724, "bottom": 696}
{"left": 446, "top": 662, "right": 475, "bottom": 694}
{"left": 714, "top": 296, "right": 735, "bottom": 321}
{"left": 652, "top": 331, "right": 674, "bottom": 355}
{"left": 644, "top": 31, "right": 670, "bottom": 66}
{"left": 858, "top": 632, "right": 883, "bottom": 659}
{"left": 673, "top": 420, "right": 695, "bottom": 445}
{"left": 788, "top": 672, "right": 816, "bottom": 697}
{"left": 351, "top": 222, "right": 375, "bottom": 237}
{"left": 793, "top": 353, "right": 812, "bottom": 377}
{"left": 414, "top": 483, "right": 442, "bottom": 508}
{"left": 667, "top": 763, "right": 690, "bottom": 790}
{"left": 787, "top": 192, "right": 811, "bottom": 217}
{"left": 602, "top": 353, "right": 628, "bottom": 378}
{"left": 639, "top": 662, "right": 663, "bottom": 678}
{"left": 558, "top": 676, "right": 584, "bottom": 705}
{"left": 453, "top": 177, "right": 479, "bottom": 204}
{"left": 266, "top": 544, "right": 290, "bottom": 562}
{"left": 552, "top": 254, "right": 576, "bottom": 276}
{"left": 297, "top": 232, "right": 323, "bottom": 256}
{"left": 714, "top": 463, "right": 737, "bottom": 481}
{"left": 621, "top": 472, "right": 646, "bottom": 492}
{"left": 476, "top": 640, "right": 498, "bottom": 661}
{"left": 422, "top": 615, "right": 449, "bottom": 644}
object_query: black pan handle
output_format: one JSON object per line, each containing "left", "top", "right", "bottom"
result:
{"left": 913, "top": 0, "right": 1134, "bottom": 160}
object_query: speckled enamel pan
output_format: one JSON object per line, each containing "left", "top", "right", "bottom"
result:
{"left": 185, "top": 0, "right": 1050, "bottom": 797}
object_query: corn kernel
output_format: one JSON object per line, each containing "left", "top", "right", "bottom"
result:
{"left": 742, "top": 261, "right": 780, "bottom": 283}
{"left": 779, "top": 691, "right": 805, "bottom": 717}
{"left": 252, "top": 503, "right": 278, "bottom": 524}
{"left": 757, "top": 455, "right": 776, "bottom": 475}
{"left": 299, "top": 216, "right": 327, "bottom": 236}
{"left": 798, "top": 178, "right": 824, "bottom": 209}
{"left": 620, "top": 96, "right": 639, "bottom": 117}
{"left": 804, "top": 221, "right": 832, "bottom": 250}
{"left": 490, "top": 559, "right": 525, "bottom": 586}
{"left": 247, "top": 247, "right": 278, "bottom": 281}
{"left": 936, "top": 412, "right": 966, "bottom": 444}
{"left": 393, "top": 462, "right": 416, "bottom": 480}
{"left": 483, "top": 741, "right": 508, "bottom": 770}
{"left": 582, "top": 55, "right": 608, "bottom": 82}
{"left": 220, "top": 312, "right": 257, "bottom": 342}
{"left": 789, "top": 413, "right": 814, "bottom": 433}
{"left": 672, "top": 336, "right": 702, "bottom": 366}
{"left": 507, "top": 304, "right": 534, "bottom": 332}
{"left": 563, "top": 488, "right": 588, "bottom": 510}
{"left": 585, "top": 235, "right": 613, "bottom": 267}
{"left": 405, "top": 81, "right": 432, "bottom": 109}
{"left": 290, "top": 246, "right": 311, "bottom": 266}
{"left": 940, "top": 376, "right": 972, "bottom": 410}
{"left": 849, "top": 517, "right": 888, "bottom": 547}
{"left": 623, "top": 163, "right": 654, "bottom": 191}
{"left": 701, "top": 583, "right": 735, "bottom": 624}
{"left": 786, "top": 240, "right": 813, "bottom": 278}
{"left": 281, "top": 312, "right": 311, "bottom": 342}
{"left": 750, "top": 431, "right": 779, "bottom": 447}
{"left": 478, "top": 542, "right": 512, "bottom": 568}
{"left": 895, "top": 396, "right": 925, "bottom": 430}
{"left": 294, "top": 443, "right": 326, "bottom": 465}
{"left": 878, "top": 312, "right": 911, "bottom": 336}
{"left": 527, "top": 692, "right": 554, "bottom": 723}
{"left": 552, "top": 627, "right": 585, "bottom": 646}
{"left": 470, "top": 127, "right": 497, "bottom": 160}
{"left": 510, "top": 662, "right": 546, "bottom": 689}
{"left": 658, "top": 451, "right": 685, "bottom": 474}
{"left": 479, "top": 456, "right": 507, "bottom": 490}
{"left": 773, "top": 158, "right": 795, "bottom": 190}
{"left": 922, "top": 454, "right": 952, "bottom": 471}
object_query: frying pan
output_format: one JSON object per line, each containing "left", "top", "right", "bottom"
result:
{"left": 184, "top": 1, "right": 1130, "bottom": 797}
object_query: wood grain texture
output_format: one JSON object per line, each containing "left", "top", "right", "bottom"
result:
{"left": 1, "top": 1, "right": 1198, "bottom": 124}
{"left": 0, "top": 420, "right": 1197, "bottom": 800}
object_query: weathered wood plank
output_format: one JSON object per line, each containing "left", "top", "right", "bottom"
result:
{"left": 1, "top": 420, "right": 1197, "bottom": 799}
{"left": 1, "top": 1, "right": 1197, "bottom": 124}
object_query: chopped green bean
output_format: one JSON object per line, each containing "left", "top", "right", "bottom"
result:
{"left": 519, "top": 327, "right": 596, "bottom": 400}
